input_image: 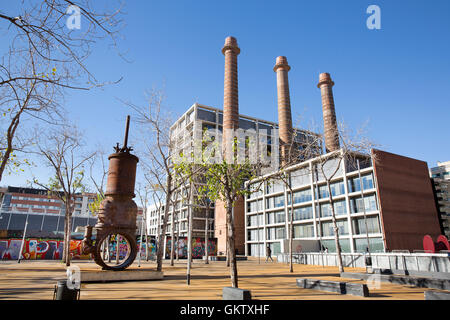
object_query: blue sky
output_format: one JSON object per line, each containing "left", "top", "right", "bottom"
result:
{"left": 2, "top": 0, "right": 450, "bottom": 189}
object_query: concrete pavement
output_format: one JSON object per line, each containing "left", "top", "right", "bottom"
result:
{"left": 0, "top": 257, "right": 430, "bottom": 300}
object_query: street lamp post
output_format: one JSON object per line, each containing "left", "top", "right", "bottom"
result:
{"left": 18, "top": 215, "right": 29, "bottom": 263}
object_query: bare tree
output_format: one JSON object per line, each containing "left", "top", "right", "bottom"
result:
{"left": 268, "top": 124, "right": 322, "bottom": 272}
{"left": 196, "top": 188, "right": 213, "bottom": 264}
{"left": 125, "top": 89, "right": 196, "bottom": 272}
{"left": 33, "top": 125, "right": 94, "bottom": 266}
{"left": 0, "top": 0, "right": 124, "bottom": 182}
{"left": 312, "top": 121, "right": 377, "bottom": 273}
{"left": 86, "top": 147, "right": 108, "bottom": 215}
{"left": 179, "top": 128, "right": 268, "bottom": 288}
{"left": 136, "top": 181, "right": 151, "bottom": 264}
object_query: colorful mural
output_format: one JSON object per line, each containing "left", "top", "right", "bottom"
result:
{"left": 137, "top": 240, "right": 156, "bottom": 259}
{"left": 0, "top": 238, "right": 91, "bottom": 260}
{"left": 165, "top": 237, "right": 217, "bottom": 259}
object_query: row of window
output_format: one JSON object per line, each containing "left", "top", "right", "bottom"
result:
{"left": 250, "top": 173, "right": 374, "bottom": 200}
{"left": 0, "top": 213, "right": 96, "bottom": 232}
{"left": 11, "top": 196, "right": 62, "bottom": 203}
{"left": 247, "top": 216, "right": 381, "bottom": 240}
{"left": 13, "top": 203, "right": 61, "bottom": 210}
{"left": 248, "top": 237, "right": 384, "bottom": 256}
{"left": 12, "top": 195, "right": 94, "bottom": 203}
{"left": 248, "top": 194, "right": 378, "bottom": 221}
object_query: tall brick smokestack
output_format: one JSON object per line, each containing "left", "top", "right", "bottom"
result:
{"left": 317, "top": 72, "right": 340, "bottom": 153}
{"left": 215, "top": 36, "right": 245, "bottom": 257}
{"left": 274, "top": 56, "right": 293, "bottom": 166}
{"left": 222, "top": 36, "right": 240, "bottom": 150}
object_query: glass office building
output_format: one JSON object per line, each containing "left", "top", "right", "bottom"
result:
{"left": 245, "top": 151, "right": 386, "bottom": 256}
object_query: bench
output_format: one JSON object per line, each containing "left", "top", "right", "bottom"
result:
{"left": 424, "top": 290, "right": 450, "bottom": 300}
{"left": 296, "top": 278, "right": 369, "bottom": 297}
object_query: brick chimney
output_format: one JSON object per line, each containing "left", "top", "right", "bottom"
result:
{"left": 274, "top": 56, "right": 293, "bottom": 166}
{"left": 317, "top": 72, "right": 340, "bottom": 152}
{"left": 222, "top": 36, "right": 240, "bottom": 152}
{"left": 215, "top": 36, "right": 245, "bottom": 256}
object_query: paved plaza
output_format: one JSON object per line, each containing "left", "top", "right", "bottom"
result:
{"left": 0, "top": 257, "right": 431, "bottom": 300}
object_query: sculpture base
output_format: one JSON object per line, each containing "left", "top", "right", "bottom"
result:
{"left": 78, "top": 268, "right": 164, "bottom": 283}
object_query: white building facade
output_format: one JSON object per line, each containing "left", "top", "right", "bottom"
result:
{"left": 245, "top": 151, "right": 386, "bottom": 256}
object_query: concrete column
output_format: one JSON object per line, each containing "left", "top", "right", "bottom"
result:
{"left": 317, "top": 73, "right": 340, "bottom": 153}
{"left": 274, "top": 56, "right": 293, "bottom": 166}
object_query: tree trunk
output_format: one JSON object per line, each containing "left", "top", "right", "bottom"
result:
{"left": 326, "top": 181, "right": 344, "bottom": 273}
{"left": 170, "top": 201, "right": 175, "bottom": 266}
{"left": 65, "top": 211, "right": 72, "bottom": 267}
{"left": 175, "top": 217, "right": 179, "bottom": 261}
{"left": 205, "top": 216, "right": 209, "bottom": 264}
{"left": 62, "top": 213, "right": 68, "bottom": 263}
{"left": 144, "top": 215, "right": 149, "bottom": 261}
{"left": 187, "top": 183, "right": 193, "bottom": 285}
{"left": 289, "top": 188, "right": 294, "bottom": 273}
{"left": 226, "top": 198, "right": 238, "bottom": 288}
{"left": 156, "top": 176, "right": 172, "bottom": 272}
{"left": 226, "top": 206, "right": 230, "bottom": 267}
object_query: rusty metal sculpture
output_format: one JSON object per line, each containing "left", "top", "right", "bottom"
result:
{"left": 82, "top": 116, "right": 139, "bottom": 270}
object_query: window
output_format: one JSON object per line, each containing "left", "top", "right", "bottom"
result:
{"left": 320, "top": 239, "right": 351, "bottom": 253}
{"left": 317, "top": 185, "right": 329, "bottom": 199}
{"left": 288, "top": 188, "right": 312, "bottom": 205}
{"left": 354, "top": 237, "right": 384, "bottom": 253}
{"left": 266, "top": 195, "right": 285, "bottom": 209}
{"left": 349, "top": 194, "right": 378, "bottom": 213}
{"left": 266, "top": 182, "right": 273, "bottom": 194}
{"left": 247, "top": 229, "right": 263, "bottom": 241}
{"left": 315, "top": 181, "right": 345, "bottom": 199}
{"left": 274, "top": 210, "right": 285, "bottom": 224}
{"left": 348, "top": 173, "right": 374, "bottom": 193}
{"left": 266, "top": 226, "right": 285, "bottom": 240}
{"left": 293, "top": 223, "right": 314, "bottom": 238}
{"left": 290, "top": 206, "right": 313, "bottom": 221}
{"left": 320, "top": 220, "right": 348, "bottom": 237}
{"left": 247, "top": 214, "right": 263, "bottom": 227}
{"left": 352, "top": 216, "right": 381, "bottom": 235}
{"left": 290, "top": 168, "right": 310, "bottom": 187}
{"left": 275, "top": 227, "right": 285, "bottom": 239}
{"left": 265, "top": 211, "right": 277, "bottom": 225}
{"left": 274, "top": 195, "right": 285, "bottom": 208}
{"left": 330, "top": 181, "right": 345, "bottom": 197}
{"left": 273, "top": 182, "right": 284, "bottom": 193}
{"left": 319, "top": 203, "right": 332, "bottom": 218}
{"left": 333, "top": 200, "right": 347, "bottom": 216}
{"left": 265, "top": 197, "right": 272, "bottom": 209}
{"left": 248, "top": 184, "right": 263, "bottom": 199}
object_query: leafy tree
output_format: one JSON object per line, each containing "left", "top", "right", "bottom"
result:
{"left": 175, "top": 129, "right": 264, "bottom": 288}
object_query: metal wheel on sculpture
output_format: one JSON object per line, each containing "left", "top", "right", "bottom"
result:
{"left": 94, "top": 231, "right": 137, "bottom": 271}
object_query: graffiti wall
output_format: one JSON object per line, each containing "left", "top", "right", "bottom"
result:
{"left": 0, "top": 238, "right": 91, "bottom": 260}
{"left": 165, "top": 237, "right": 217, "bottom": 259}
{"left": 137, "top": 240, "right": 157, "bottom": 259}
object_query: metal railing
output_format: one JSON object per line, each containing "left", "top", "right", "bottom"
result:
{"left": 278, "top": 251, "right": 450, "bottom": 272}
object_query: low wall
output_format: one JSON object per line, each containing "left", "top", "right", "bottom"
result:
{"left": 277, "top": 252, "right": 450, "bottom": 273}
